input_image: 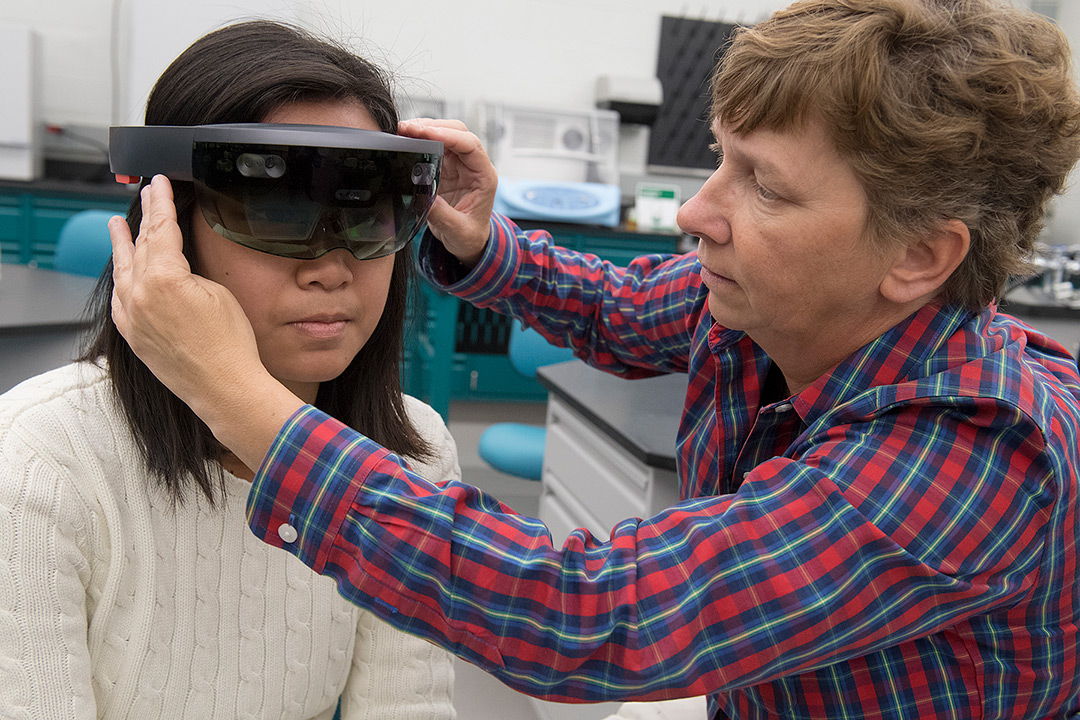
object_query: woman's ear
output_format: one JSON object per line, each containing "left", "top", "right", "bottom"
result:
{"left": 880, "top": 219, "right": 970, "bottom": 305}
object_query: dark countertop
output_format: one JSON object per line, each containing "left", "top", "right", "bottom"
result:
{"left": 537, "top": 361, "right": 687, "bottom": 471}
{"left": 1001, "top": 285, "right": 1080, "bottom": 320}
{"left": 1000, "top": 286, "right": 1080, "bottom": 360}
{"left": 0, "top": 264, "right": 98, "bottom": 331}
{"left": 0, "top": 176, "right": 137, "bottom": 200}
{"left": 514, "top": 218, "right": 683, "bottom": 244}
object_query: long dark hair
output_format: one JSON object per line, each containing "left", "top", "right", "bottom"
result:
{"left": 81, "top": 20, "right": 431, "bottom": 506}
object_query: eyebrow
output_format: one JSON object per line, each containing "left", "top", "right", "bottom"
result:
{"left": 711, "top": 134, "right": 786, "bottom": 178}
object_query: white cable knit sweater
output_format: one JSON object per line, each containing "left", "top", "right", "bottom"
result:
{"left": 0, "top": 363, "right": 458, "bottom": 720}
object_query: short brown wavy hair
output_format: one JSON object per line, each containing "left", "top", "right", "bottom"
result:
{"left": 712, "top": 0, "right": 1080, "bottom": 309}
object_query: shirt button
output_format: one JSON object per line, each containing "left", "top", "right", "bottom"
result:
{"left": 774, "top": 402, "right": 793, "bottom": 413}
{"left": 277, "top": 523, "right": 298, "bottom": 544}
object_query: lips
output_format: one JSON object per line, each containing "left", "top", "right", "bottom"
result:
{"left": 289, "top": 314, "right": 350, "bottom": 339}
{"left": 700, "top": 266, "right": 736, "bottom": 287}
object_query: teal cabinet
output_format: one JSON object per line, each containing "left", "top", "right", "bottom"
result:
{"left": 403, "top": 222, "right": 683, "bottom": 419}
{"left": 0, "top": 183, "right": 133, "bottom": 267}
{"left": 0, "top": 194, "right": 22, "bottom": 264}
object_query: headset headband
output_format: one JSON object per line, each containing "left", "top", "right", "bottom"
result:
{"left": 109, "top": 123, "right": 443, "bottom": 183}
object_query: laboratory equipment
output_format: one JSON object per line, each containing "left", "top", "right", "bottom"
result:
{"left": 478, "top": 103, "right": 622, "bottom": 227}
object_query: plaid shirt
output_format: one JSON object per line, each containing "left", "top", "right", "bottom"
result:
{"left": 247, "top": 215, "right": 1080, "bottom": 719}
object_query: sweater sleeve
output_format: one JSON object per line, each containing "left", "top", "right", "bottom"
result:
{"left": 338, "top": 397, "right": 458, "bottom": 720}
{"left": 0, "top": 427, "right": 98, "bottom": 720}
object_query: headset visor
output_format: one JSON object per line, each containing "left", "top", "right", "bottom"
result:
{"left": 109, "top": 124, "right": 442, "bottom": 260}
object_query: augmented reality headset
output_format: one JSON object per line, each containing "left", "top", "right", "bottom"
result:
{"left": 109, "top": 123, "right": 442, "bottom": 260}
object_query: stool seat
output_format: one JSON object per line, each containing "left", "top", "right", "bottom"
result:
{"left": 476, "top": 323, "right": 576, "bottom": 482}
{"left": 478, "top": 422, "right": 547, "bottom": 481}
{"left": 54, "top": 209, "right": 117, "bottom": 278}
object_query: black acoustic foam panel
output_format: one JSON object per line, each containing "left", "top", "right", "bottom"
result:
{"left": 648, "top": 16, "right": 738, "bottom": 172}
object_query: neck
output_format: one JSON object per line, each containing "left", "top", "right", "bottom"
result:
{"left": 220, "top": 450, "right": 255, "bottom": 481}
{"left": 286, "top": 381, "right": 319, "bottom": 405}
{"left": 757, "top": 301, "right": 926, "bottom": 396}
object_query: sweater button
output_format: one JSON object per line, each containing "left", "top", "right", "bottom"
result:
{"left": 277, "top": 523, "right": 298, "bottom": 543}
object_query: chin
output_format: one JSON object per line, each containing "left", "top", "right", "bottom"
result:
{"left": 707, "top": 291, "right": 758, "bottom": 331}
{"left": 707, "top": 301, "right": 741, "bottom": 329}
{"left": 270, "top": 360, "right": 355, "bottom": 388}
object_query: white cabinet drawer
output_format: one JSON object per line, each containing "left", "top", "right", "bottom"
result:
{"left": 538, "top": 479, "right": 608, "bottom": 547}
{"left": 544, "top": 400, "right": 650, "bottom": 532}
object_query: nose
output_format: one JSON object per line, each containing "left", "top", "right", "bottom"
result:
{"left": 295, "top": 247, "right": 354, "bottom": 290}
{"left": 676, "top": 170, "right": 731, "bottom": 246}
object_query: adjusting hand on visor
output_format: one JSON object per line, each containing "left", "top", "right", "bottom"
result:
{"left": 398, "top": 119, "right": 497, "bottom": 269}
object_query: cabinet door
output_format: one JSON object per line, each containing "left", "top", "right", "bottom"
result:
{"left": 537, "top": 488, "right": 593, "bottom": 548}
{"left": 0, "top": 194, "right": 24, "bottom": 263}
{"left": 0, "top": 189, "right": 131, "bottom": 266}
{"left": 31, "top": 196, "right": 131, "bottom": 268}
{"left": 544, "top": 400, "right": 651, "bottom": 531}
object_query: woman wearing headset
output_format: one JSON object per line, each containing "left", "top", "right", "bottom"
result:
{"left": 0, "top": 20, "right": 456, "bottom": 720}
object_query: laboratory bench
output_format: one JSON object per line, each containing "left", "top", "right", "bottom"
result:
{"left": 535, "top": 361, "right": 687, "bottom": 545}
{"left": 0, "top": 263, "right": 99, "bottom": 394}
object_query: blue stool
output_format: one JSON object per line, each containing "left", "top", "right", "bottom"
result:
{"left": 53, "top": 209, "right": 117, "bottom": 278}
{"left": 477, "top": 323, "right": 576, "bottom": 481}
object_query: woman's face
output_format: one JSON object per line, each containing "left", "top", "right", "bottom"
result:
{"left": 676, "top": 115, "right": 904, "bottom": 389}
{"left": 190, "top": 100, "right": 395, "bottom": 404}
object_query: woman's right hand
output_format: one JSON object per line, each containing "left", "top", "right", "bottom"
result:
{"left": 398, "top": 119, "right": 496, "bottom": 267}
{"left": 110, "top": 175, "right": 304, "bottom": 471}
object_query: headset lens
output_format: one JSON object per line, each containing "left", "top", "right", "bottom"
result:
{"left": 192, "top": 141, "right": 439, "bottom": 259}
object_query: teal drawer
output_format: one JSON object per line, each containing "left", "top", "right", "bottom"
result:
{"left": 451, "top": 353, "right": 548, "bottom": 401}
{"left": 0, "top": 187, "right": 131, "bottom": 267}
{"left": 0, "top": 203, "right": 23, "bottom": 263}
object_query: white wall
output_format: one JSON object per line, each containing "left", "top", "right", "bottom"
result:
{"left": 5, "top": 0, "right": 1079, "bottom": 243}
{"left": 2, "top": 0, "right": 116, "bottom": 126}
{"left": 4, "top": 0, "right": 780, "bottom": 128}
{"left": 1043, "top": 0, "right": 1080, "bottom": 245}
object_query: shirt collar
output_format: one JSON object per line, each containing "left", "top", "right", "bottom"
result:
{"left": 706, "top": 299, "right": 978, "bottom": 420}
{"left": 792, "top": 301, "right": 976, "bottom": 421}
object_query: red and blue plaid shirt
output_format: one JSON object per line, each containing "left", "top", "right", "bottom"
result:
{"left": 247, "top": 215, "right": 1080, "bottom": 718}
